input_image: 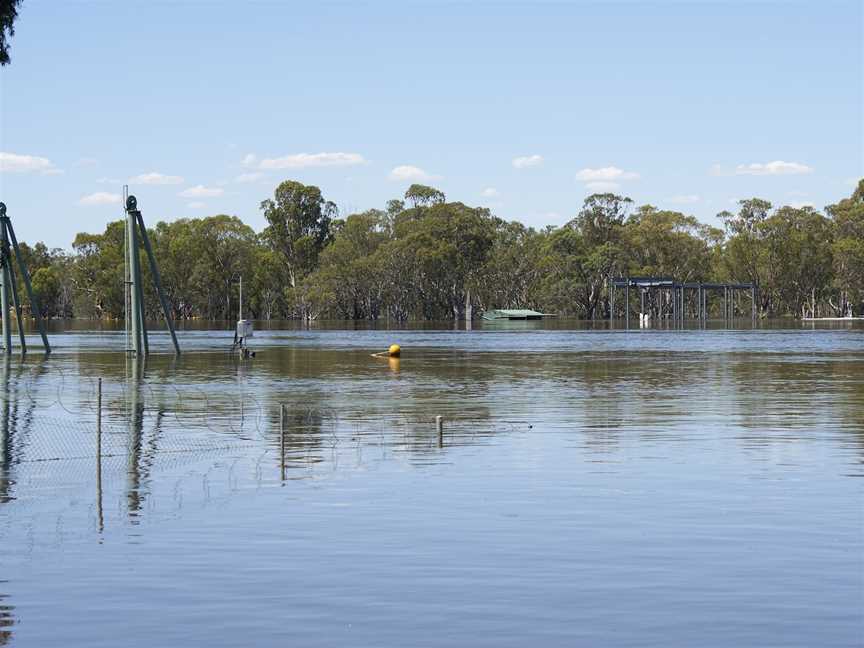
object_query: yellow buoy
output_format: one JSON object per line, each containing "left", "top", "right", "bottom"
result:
{"left": 388, "top": 344, "right": 401, "bottom": 357}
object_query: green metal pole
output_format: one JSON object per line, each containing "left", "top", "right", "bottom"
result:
{"left": 625, "top": 278, "right": 630, "bottom": 329}
{"left": 4, "top": 213, "right": 50, "bottom": 352}
{"left": 127, "top": 200, "right": 142, "bottom": 356}
{"left": 6, "top": 260, "right": 27, "bottom": 354}
{"left": 135, "top": 211, "right": 180, "bottom": 355}
{"left": 0, "top": 221, "right": 11, "bottom": 355}
{"left": 609, "top": 279, "right": 614, "bottom": 322}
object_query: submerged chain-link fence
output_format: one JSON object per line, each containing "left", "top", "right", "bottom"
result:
{"left": 1, "top": 371, "right": 534, "bottom": 502}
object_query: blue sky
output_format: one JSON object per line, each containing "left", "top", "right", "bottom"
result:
{"left": 0, "top": 0, "right": 861, "bottom": 249}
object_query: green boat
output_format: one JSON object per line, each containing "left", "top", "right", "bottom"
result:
{"left": 481, "top": 309, "right": 554, "bottom": 321}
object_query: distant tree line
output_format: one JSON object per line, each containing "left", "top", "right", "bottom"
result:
{"left": 15, "top": 179, "right": 864, "bottom": 322}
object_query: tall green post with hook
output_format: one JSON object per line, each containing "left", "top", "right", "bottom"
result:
{"left": 125, "top": 195, "right": 180, "bottom": 356}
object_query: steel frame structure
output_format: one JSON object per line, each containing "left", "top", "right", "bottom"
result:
{"left": 609, "top": 276, "right": 757, "bottom": 329}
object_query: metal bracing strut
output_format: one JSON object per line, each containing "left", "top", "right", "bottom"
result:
{"left": 0, "top": 203, "right": 51, "bottom": 354}
{"left": 135, "top": 211, "right": 180, "bottom": 355}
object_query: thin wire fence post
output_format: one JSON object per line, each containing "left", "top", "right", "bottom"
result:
{"left": 96, "top": 377, "right": 103, "bottom": 531}
{"left": 280, "top": 404, "right": 286, "bottom": 480}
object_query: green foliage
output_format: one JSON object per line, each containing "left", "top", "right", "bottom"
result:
{"left": 760, "top": 206, "right": 833, "bottom": 317}
{"left": 563, "top": 193, "right": 632, "bottom": 318}
{"left": 0, "top": 0, "right": 21, "bottom": 65}
{"left": 152, "top": 215, "right": 258, "bottom": 319}
{"left": 71, "top": 220, "right": 127, "bottom": 318}
{"left": 260, "top": 181, "right": 336, "bottom": 319}
{"left": 31, "top": 266, "right": 62, "bottom": 317}
{"left": 403, "top": 184, "right": 446, "bottom": 209}
{"left": 11, "top": 178, "right": 863, "bottom": 321}
{"left": 827, "top": 180, "right": 864, "bottom": 315}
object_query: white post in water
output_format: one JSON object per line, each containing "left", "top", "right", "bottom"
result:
{"left": 96, "top": 378, "right": 102, "bottom": 457}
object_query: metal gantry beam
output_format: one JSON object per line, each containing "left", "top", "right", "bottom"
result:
{"left": 609, "top": 276, "right": 758, "bottom": 329}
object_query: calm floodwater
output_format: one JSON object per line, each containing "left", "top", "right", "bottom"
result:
{"left": 1, "top": 321, "right": 862, "bottom": 647}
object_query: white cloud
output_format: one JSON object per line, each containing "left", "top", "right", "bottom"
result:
{"left": 79, "top": 192, "right": 122, "bottom": 206}
{"left": 258, "top": 152, "right": 366, "bottom": 170}
{"left": 179, "top": 185, "right": 224, "bottom": 198}
{"left": 575, "top": 166, "right": 639, "bottom": 194}
{"left": 129, "top": 171, "right": 185, "bottom": 185}
{"left": 187, "top": 201, "right": 207, "bottom": 209}
{"left": 584, "top": 181, "right": 620, "bottom": 193}
{"left": 734, "top": 160, "right": 813, "bottom": 176}
{"left": 235, "top": 172, "right": 265, "bottom": 184}
{"left": 241, "top": 153, "right": 258, "bottom": 168}
{"left": 713, "top": 160, "right": 813, "bottom": 176}
{"left": 388, "top": 165, "right": 440, "bottom": 182}
{"left": 512, "top": 154, "right": 543, "bottom": 169}
{"left": 481, "top": 187, "right": 499, "bottom": 198}
{"left": 667, "top": 194, "right": 701, "bottom": 204}
{"left": 0, "top": 152, "right": 60, "bottom": 174}
{"left": 575, "top": 166, "right": 640, "bottom": 182}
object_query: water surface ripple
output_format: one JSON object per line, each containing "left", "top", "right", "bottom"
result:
{"left": 0, "top": 322, "right": 862, "bottom": 647}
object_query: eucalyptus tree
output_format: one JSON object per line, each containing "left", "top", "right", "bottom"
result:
{"left": 827, "top": 180, "right": 864, "bottom": 316}
{"left": 71, "top": 220, "right": 127, "bottom": 318}
{"left": 404, "top": 184, "right": 446, "bottom": 209}
{"left": 534, "top": 225, "right": 590, "bottom": 316}
{"left": 624, "top": 206, "right": 721, "bottom": 317}
{"left": 474, "top": 220, "right": 545, "bottom": 313}
{"left": 247, "top": 244, "right": 284, "bottom": 320}
{"left": 150, "top": 216, "right": 259, "bottom": 320}
{"left": 11, "top": 241, "right": 73, "bottom": 318}
{"left": 372, "top": 237, "right": 423, "bottom": 322}
{"left": 399, "top": 201, "right": 496, "bottom": 320}
{"left": 195, "top": 215, "right": 258, "bottom": 319}
{"left": 20, "top": 180, "right": 861, "bottom": 322}
{"left": 568, "top": 193, "right": 632, "bottom": 319}
{"left": 718, "top": 199, "right": 773, "bottom": 314}
{"left": 759, "top": 206, "right": 833, "bottom": 317}
{"left": 261, "top": 181, "right": 336, "bottom": 318}
{"left": 305, "top": 210, "right": 389, "bottom": 319}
